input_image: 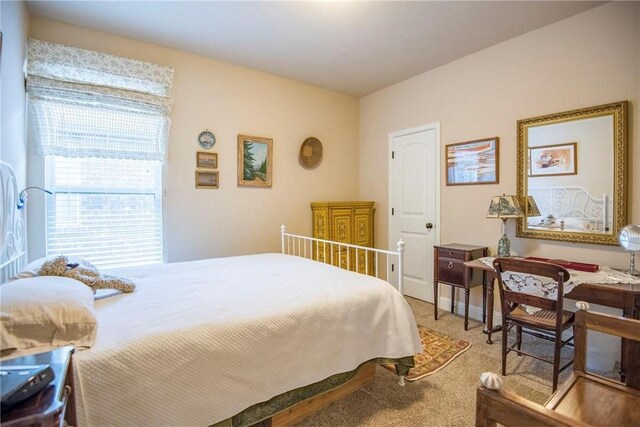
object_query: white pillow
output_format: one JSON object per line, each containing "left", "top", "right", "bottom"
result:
{"left": 7, "top": 257, "right": 52, "bottom": 281}
{"left": 0, "top": 276, "right": 98, "bottom": 351}
{"left": 561, "top": 218, "right": 592, "bottom": 231}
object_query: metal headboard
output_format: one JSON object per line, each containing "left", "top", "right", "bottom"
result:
{"left": 0, "top": 161, "right": 27, "bottom": 283}
{"left": 528, "top": 186, "right": 612, "bottom": 232}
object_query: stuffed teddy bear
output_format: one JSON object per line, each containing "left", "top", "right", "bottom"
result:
{"left": 39, "top": 256, "right": 135, "bottom": 293}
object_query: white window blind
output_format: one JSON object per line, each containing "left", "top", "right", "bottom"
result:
{"left": 31, "top": 100, "right": 168, "bottom": 160}
{"left": 46, "top": 156, "right": 163, "bottom": 269}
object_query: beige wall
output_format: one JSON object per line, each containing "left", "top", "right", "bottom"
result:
{"left": 28, "top": 17, "right": 360, "bottom": 262}
{"left": 0, "top": 1, "right": 29, "bottom": 188}
{"left": 360, "top": 3, "right": 639, "bottom": 309}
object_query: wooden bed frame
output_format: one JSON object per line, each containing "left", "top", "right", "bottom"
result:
{"left": 269, "top": 363, "right": 376, "bottom": 426}
{"left": 475, "top": 309, "right": 640, "bottom": 427}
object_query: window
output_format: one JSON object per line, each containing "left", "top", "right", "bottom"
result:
{"left": 34, "top": 100, "right": 166, "bottom": 269}
{"left": 46, "top": 156, "right": 163, "bottom": 269}
{"left": 26, "top": 39, "right": 173, "bottom": 268}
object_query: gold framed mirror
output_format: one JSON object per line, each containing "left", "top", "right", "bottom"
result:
{"left": 516, "top": 101, "right": 628, "bottom": 245}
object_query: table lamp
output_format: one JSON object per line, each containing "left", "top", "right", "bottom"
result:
{"left": 486, "top": 194, "right": 524, "bottom": 257}
{"left": 526, "top": 195, "right": 541, "bottom": 217}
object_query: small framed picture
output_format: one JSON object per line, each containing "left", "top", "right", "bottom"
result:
{"left": 446, "top": 137, "right": 499, "bottom": 185}
{"left": 196, "top": 151, "right": 218, "bottom": 169}
{"left": 529, "top": 142, "right": 577, "bottom": 177}
{"left": 195, "top": 171, "right": 219, "bottom": 189}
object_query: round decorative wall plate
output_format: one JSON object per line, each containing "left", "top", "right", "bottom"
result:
{"left": 198, "top": 130, "right": 216, "bottom": 149}
{"left": 299, "top": 137, "right": 323, "bottom": 169}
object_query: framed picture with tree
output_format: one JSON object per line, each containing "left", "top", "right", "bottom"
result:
{"left": 237, "top": 134, "right": 273, "bottom": 187}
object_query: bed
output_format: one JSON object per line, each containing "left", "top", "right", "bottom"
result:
{"left": 0, "top": 161, "right": 422, "bottom": 426}
{"left": 527, "top": 186, "right": 612, "bottom": 233}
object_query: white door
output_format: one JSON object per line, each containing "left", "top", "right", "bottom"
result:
{"left": 389, "top": 124, "right": 440, "bottom": 302}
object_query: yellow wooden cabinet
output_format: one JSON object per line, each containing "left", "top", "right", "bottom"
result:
{"left": 310, "top": 201, "right": 375, "bottom": 274}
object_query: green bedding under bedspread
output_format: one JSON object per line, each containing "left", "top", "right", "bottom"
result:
{"left": 211, "top": 356, "right": 414, "bottom": 427}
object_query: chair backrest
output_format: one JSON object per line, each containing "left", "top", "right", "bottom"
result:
{"left": 493, "top": 258, "right": 570, "bottom": 323}
{"left": 574, "top": 310, "right": 640, "bottom": 389}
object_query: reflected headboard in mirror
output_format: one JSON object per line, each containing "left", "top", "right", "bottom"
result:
{"left": 516, "top": 101, "right": 628, "bottom": 245}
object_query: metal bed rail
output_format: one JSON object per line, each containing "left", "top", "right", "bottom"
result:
{"left": 280, "top": 225, "right": 405, "bottom": 294}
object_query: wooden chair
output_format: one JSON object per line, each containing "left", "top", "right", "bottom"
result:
{"left": 475, "top": 309, "right": 640, "bottom": 427}
{"left": 493, "top": 258, "right": 575, "bottom": 392}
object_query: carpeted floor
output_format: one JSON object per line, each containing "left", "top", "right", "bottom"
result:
{"left": 294, "top": 297, "right": 578, "bottom": 427}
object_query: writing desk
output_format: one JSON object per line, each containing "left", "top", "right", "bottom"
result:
{"left": 464, "top": 258, "right": 640, "bottom": 380}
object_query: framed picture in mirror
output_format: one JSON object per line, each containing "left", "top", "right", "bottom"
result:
{"left": 529, "top": 142, "right": 577, "bottom": 177}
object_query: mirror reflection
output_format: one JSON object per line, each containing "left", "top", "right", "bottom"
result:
{"left": 516, "top": 101, "right": 627, "bottom": 246}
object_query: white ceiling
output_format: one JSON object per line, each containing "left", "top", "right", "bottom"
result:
{"left": 26, "top": 1, "right": 604, "bottom": 97}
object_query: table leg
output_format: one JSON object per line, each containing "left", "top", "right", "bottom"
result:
{"left": 464, "top": 288, "right": 470, "bottom": 331}
{"left": 433, "top": 280, "right": 439, "bottom": 321}
{"left": 451, "top": 286, "right": 455, "bottom": 313}
{"left": 482, "top": 274, "right": 502, "bottom": 344}
{"left": 619, "top": 306, "right": 639, "bottom": 383}
{"left": 482, "top": 270, "right": 487, "bottom": 324}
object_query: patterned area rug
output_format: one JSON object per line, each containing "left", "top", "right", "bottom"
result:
{"left": 384, "top": 325, "right": 471, "bottom": 381}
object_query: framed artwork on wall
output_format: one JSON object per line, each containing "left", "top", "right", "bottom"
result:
{"left": 446, "top": 137, "right": 499, "bottom": 185}
{"left": 195, "top": 171, "right": 219, "bottom": 189}
{"left": 237, "top": 134, "right": 273, "bottom": 187}
{"left": 196, "top": 151, "right": 217, "bottom": 169}
{"left": 529, "top": 142, "right": 577, "bottom": 177}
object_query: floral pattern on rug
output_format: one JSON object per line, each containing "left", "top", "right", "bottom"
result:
{"left": 384, "top": 325, "right": 471, "bottom": 381}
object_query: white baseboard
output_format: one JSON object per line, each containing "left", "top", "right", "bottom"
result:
{"left": 437, "top": 296, "right": 502, "bottom": 326}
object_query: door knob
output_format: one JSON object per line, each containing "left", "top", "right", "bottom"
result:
{"left": 426, "top": 223, "right": 433, "bottom": 229}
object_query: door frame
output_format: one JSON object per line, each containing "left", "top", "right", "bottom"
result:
{"left": 387, "top": 122, "right": 441, "bottom": 295}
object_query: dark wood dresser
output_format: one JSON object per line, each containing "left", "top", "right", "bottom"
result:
{"left": 433, "top": 243, "right": 488, "bottom": 330}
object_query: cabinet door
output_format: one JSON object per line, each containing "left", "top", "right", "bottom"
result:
{"left": 312, "top": 207, "right": 329, "bottom": 262}
{"left": 330, "top": 208, "right": 353, "bottom": 243}
{"left": 329, "top": 208, "right": 352, "bottom": 269}
{"left": 353, "top": 208, "right": 373, "bottom": 247}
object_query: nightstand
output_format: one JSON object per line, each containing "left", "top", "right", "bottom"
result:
{"left": 1, "top": 346, "right": 75, "bottom": 427}
{"left": 433, "top": 244, "right": 488, "bottom": 330}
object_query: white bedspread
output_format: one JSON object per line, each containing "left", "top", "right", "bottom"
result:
{"left": 73, "top": 253, "right": 421, "bottom": 426}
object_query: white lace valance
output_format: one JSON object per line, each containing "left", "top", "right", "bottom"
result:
{"left": 27, "top": 39, "right": 173, "bottom": 99}
{"left": 27, "top": 39, "right": 173, "bottom": 161}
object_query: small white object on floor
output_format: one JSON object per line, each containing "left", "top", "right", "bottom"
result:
{"left": 480, "top": 372, "right": 503, "bottom": 390}
{"left": 397, "top": 376, "right": 405, "bottom": 386}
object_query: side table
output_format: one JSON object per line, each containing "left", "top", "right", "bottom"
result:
{"left": 433, "top": 244, "right": 488, "bottom": 330}
{"left": 1, "top": 346, "right": 75, "bottom": 427}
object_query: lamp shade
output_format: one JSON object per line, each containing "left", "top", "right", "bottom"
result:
{"left": 526, "top": 195, "right": 541, "bottom": 217}
{"left": 486, "top": 194, "right": 524, "bottom": 218}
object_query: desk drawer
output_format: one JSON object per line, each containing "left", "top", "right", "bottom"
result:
{"left": 439, "top": 249, "right": 465, "bottom": 261}
{"left": 438, "top": 259, "right": 464, "bottom": 285}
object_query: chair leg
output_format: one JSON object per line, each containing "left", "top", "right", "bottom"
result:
{"left": 501, "top": 319, "right": 508, "bottom": 376}
{"left": 516, "top": 326, "right": 522, "bottom": 356}
{"left": 552, "top": 332, "right": 562, "bottom": 392}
